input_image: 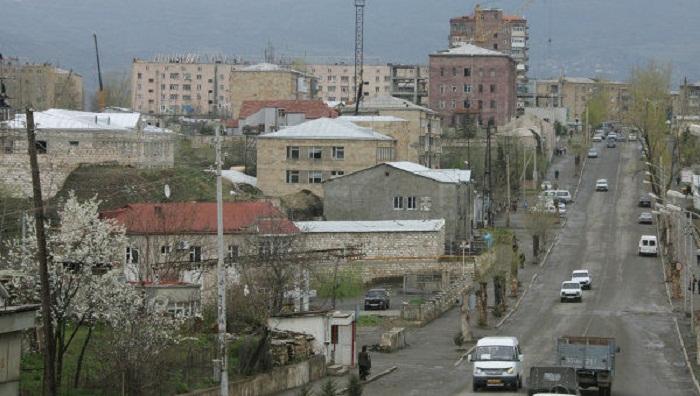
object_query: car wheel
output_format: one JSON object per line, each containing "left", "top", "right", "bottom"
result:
{"left": 364, "top": 305, "right": 370, "bottom": 311}
{"left": 472, "top": 383, "right": 479, "bottom": 392}
{"left": 386, "top": 302, "right": 390, "bottom": 310}
{"left": 560, "top": 298, "right": 565, "bottom": 303}
{"left": 518, "top": 375, "right": 523, "bottom": 389}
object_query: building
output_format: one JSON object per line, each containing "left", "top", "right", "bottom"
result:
{"left": 308, "top": 63, "right": 391, "bottom": 103}
{"left": 256, "top": 118, "right": 396, "bottom": 197}
{"left": 131, "top": 55, "right": 241, "bottom": 117}
{"left": 357, "top": 96, "right": 442, "bottom": 168}
{"left": 390, "top": 64, "right": 429, "bottom": 106}
{"left": 238, "top": 100, "right": 337, "bottom": 135}
{"left": 229, "top": 64, "right": 318, "bottom": 118}
{"left": 0, "top": 304, "right": 39, "bottom": 396}
{"left": 448, "top": 6, "right": 528, "bottom": 82}
{"left": 429, "top": 44, "right": 517, "bottom": 128}
{"left": 133, "top": 282, "right": 201, "bottom": 317}
{"left": 323, "top": 162, "right": 471, "bottom": 251}
{"left": 0, "top": 109, "right": 176, "bottom": 198}
{"left": 337, "top": 115, "right": 414, "bottom": 162}
{"left": 674, "top": 80, "right": 700, "bottom": 117}
{"left": 0, "top": 56, "right": 83, "bottom": 111}
{"left": 295, "top": 219, "right": 445, "bottom": 259}
{"left": 268, "top": 311, "right": 356, "bottom": 367}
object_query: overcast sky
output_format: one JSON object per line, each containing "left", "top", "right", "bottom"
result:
{"left": 1, "top": 0, "right": 699, "bottom": 95}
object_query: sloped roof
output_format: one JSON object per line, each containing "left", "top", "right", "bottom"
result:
{"left": 239, "top": 100, "right": 336, "bottom": 120}
{"left": 2, "top": 109, "right": 172, "bottom": 133}
{"left": 338, "top": 115, "right": 407, "bottom": 123}
{"left": 386, "top": 162, "right": 471, "bottom": 183}
{"left": 295, "top": 219, "right": 445, "bottom": 233}
{"left": 434, "top": 43, "right": 508, "bottom": 57}
{"left": 257, "top": 118, "right": 393, "bottom": 141}
{"left": 100, "top": 201, "right": 297, "bottom": 235}
{"left": 359, "top": 96, "right": 435, "bottom": 113}
{"left": 221, "top": 169, "right": 257, "bottom": 186}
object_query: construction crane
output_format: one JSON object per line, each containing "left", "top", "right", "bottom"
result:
{"left": 353, "top": 0, "right": 365, "bottom": 115}
{"left": 93, "top": 33, "right": 106, "bottom": 112}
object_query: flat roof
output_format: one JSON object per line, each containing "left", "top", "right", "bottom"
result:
{"left": 295, "top": 219, "right": 445, "bottom": 233}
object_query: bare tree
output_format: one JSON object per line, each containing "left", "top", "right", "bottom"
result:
{"left": 91, "top": 70, "right": 132, "bottom": 110}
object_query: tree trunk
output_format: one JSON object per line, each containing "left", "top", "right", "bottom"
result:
{"left": 73, "top": 324, "right": 93, "bottom": 388}
{"left": 477, "top": 282, "right": 488, "bottom": 326}
{"left": 460, "top": 290, "right": 473, "bottom": 343}
{"left": 56, "top": 321, "right": 66, "bottom": 392}
{"left": 532, "top": 234, "right": 540, "bottom": 258}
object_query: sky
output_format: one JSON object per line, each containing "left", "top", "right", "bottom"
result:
{"left": 1, "top": 0, "right": 699, "bottom": 97}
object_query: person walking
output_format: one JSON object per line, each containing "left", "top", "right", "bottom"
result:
{"left": 554, "top": 169, "right": 560, "bottom": 180}
{"left": 358, "top": 345, "right": 371, "bottom": 381}
{"left": 692, "top": 275, "right": 697, "bottom": 294}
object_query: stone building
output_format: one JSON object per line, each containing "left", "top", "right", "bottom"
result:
{"left": 101, "top": 201, "right": 298, "bottom": 284}
{"left": 0, "top": 109, "right": 176, "bottom": 198}
{"left": 323, "top": 162, "right": 471, "bottom": 251}
{"left": 0, "top": 56, "right": 83, "bottom": 111}
{"left": 429, "top": 44, "right": 517, "bottom": 127}
{"left": 337, "top": 116, "right": 414, "bottom": 162}
{"left": 357, "top": 96, "right": 442, "bottom": 168}
{"left": 535, "top": 77, "right": 631, "bottom": 124}
{"left": 238, "top": 100, "right": 337, "bottom": 135}
{"left": 295, "top": 219, "right": 445, "bottom": 259}
{"left": 256, "top": 118, "right": 396, "bottom": 197}
{"left": 229, "top": 63, "right": 317, "bottom": 119}
{"left": 675, "top": 81, "right": 700, "bottom": 117}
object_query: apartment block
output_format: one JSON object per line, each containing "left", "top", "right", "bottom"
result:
{"left": 0, "top": 56, "right": 83, "bottom": 111}
{"left": 449, "top": 6, "right": 528, "bottom": 81}
{"left": 429, "top": 44, "right": 517, "bottom": 127}
{"left": 308, "top": 64, "right": 391, "bottom": 104}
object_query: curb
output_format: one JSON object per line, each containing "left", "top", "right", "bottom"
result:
{"left": 674, "top": 317, "right": 700, "bottom": 396}
{"left": 496, "top": 273, "right": 538, "bottom": 329}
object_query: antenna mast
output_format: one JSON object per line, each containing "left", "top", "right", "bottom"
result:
{"left": 354, "top": 0, "right": 366, "bottom": 114}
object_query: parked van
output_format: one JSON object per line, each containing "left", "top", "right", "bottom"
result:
{"left": 469, "top": 336, "right": 524, "bottom": 391}
{"left": 543, "top": 190, "right": 573, "bottom": 204}
{"left": 638, "top": 235, "right": 658, "bottom": 256}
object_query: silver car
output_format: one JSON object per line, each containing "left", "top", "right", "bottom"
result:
{"left": 638, "top": 212, "right": 653, "bottom": 224}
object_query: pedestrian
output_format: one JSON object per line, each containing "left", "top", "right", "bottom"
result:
{"left": 554, "top": 169, "right": 560, "bottom": 180}
{"left": 358, "top": 345, "right": 371, "bottom": 380}
{"left": 693, "top": 275, "right": 698, "bottom": 294}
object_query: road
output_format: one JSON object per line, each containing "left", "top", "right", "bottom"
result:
{"left": 362, "top": 141, "right": 698, "bottom": 395}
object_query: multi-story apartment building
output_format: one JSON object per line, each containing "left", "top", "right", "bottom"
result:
{"left": 674, "top": 80, "right": 700, "bottom": 117}
{"left": 0, "top": 56, "right": 83, "bottom": 111}
{"left": 256, "top": 118, "right": 396, "bottom": 197}
{"left": 429, "top": 44, "right": 517, "bottom": 127}
{"left": 449, "top": 6, "right": 528, "bottom": 82}
{"left": 308, "top": 64, "right": 392, "bottom": 104}
{"left": 390, "top": 64, "right": 429, "bottom": 106}
{"left": 131, "top": 56, "right": 239, "bottom": 117}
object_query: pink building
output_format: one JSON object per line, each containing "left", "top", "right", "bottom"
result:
{"left": 429, "top": 44, "right": 517, "bottom": 127}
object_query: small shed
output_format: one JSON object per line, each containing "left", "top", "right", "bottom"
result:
{"left": 268, "top": 310, "right": 356, "bottom": 367}
{"left": 0, "top": 305, "right": 39, "bottom": 396}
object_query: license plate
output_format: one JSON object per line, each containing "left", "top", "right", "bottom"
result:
{"left": 487, "top": 379, "right": 502, "bottom": 385}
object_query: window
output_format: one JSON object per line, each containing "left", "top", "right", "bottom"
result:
{"left": 161, "top": 84, "right": 165, "bottom": 90}
{"left": 189, "top": 246, "right": 202, "bottom": 262}
{"left": 375, "top": 76, "right": 380, "bottom": 82}
{"left": 331, "top": 170, "right": 344, "bottom": 178}
{"left": 463, "top": 99, "right": 471, "bottom": 109}
{"left": 35, "top": 140, "right": 47, "bottom": 154}
{"left": 126, "top": 247, "right": 139, "bottom": 264}
{"left": 308, "top": 171, "right": 323, "bottom": 184}
{"left": 169, "top": 94, "right": 178, "bottom": 100}
{"left": 452, "top": 86, "right": 457, "bottom": 93}
{"left": 439, "top": 100, "right": 445, "bottom": 109}
{"left": 169, "top": 73, "right": 180, "bottom": 79}
{"left": 160, "top": 245, "right": 172, "bottom": 255}
{"left": 490, "top": 100, "right": 496, "bottom": 109}
{"left": 286, "top": 170, "right": 300, "bottom": 183}
{"left": 478, "top": 100, "right": 483, "bottom": 109}
{"left": 137, "top": 72, "right": 142, "bottom": 79}
{"left": 375, "top": 87, "right": 380, "bottom": 93}
{"left": 407, "top": 196, "right": 417, "bottom": 210}
{"left": 332, "top": 146, "right": 344, "bottom": 160}
{"left": 341, "top": 76, "right": 349, "bottom": 82}
{"left": 169, "top": 84, "right": 178, "bottom": 90}
{"left": 452, "top": 67, "right": 457, "bottom": 76}
{"left": 331, "top": 325, "right": 339, "bottom": 344}
{"left": 183, "top": 84, "right": 191, "bottom": 91}
{"left": 327, "top": 86, "right": 337, "bottom": 92}
{"left": 227, "top": 245, "right": 239, "bottom": 258}
{"left": 196, "top": 74, "right": 202, "bottom": 80}
{"left": 286, "top": 146, "right": 300, "bottom": 160}
{"left": 490, "top": 69, "right": 496, "bottom": 77}
{"left": 440, "top": 67, "right": 444, "bottom": 77}
{"left": 463, "top": 84, "right": 471, "bottom": 93}
{"left": 69, "top": 141, "right": 79, "bottom": 147}
{"left": 393, "top": 196, "right": 404, "bottom": 210}
{"left": 376, "top": 147, "right": 394, "bottom": 161}
{"left": 490, "top": 84, "right": 496, "bottom": 93}
{"left": 493, "top": 44, "right": 498, "bottom": 50}
{"left": 439, "top": 85, "right": 445, "bottom": 94}
{"left": 148, "top": 78, "right": 154, "bottom": 83}
{"left": 450, "top": 100, "right": 456, "bottom": 109}
{"left": 464, "top": 68, "right": 471, "bottom": 77}
{"left": 478, "top": 84, "right": 483, "bottom": 93}
{"left": 308, "top": 147, "right": 322, "bottom": 159}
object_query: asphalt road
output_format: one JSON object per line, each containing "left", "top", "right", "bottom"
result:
{"left": 459, "top": 140, "right": 696, "bottom": 395}
{"left": 361, "top": 141, "right": 698, "bottom": 395}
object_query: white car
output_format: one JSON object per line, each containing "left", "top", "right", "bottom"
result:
{"left": 571, "top": 270, "right": 592, "bottom": 290}
{"left": 560, "top": 281, "right": 583, "bottom": 302}
{"left": 638, "top": 235, "right": 658, "bottom": 256}
{"left": 629, "top": 133, "right": 637, "bottom": 141}
{"left": 469, "top": 336, "right": 524, "bottom": 391}
{"left": 540, "top": 180, "right": 553, "bottom": 191}
{"left": 593, "top": 135, "right": 603, "bottom": 142}
{"left": 595, "top": 179, "right": 609, "bottom": 191}
{"left": 587, "top": 149, "right": 599, "bottom": 158}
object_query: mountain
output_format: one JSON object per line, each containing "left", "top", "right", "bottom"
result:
{"left": 1, "top": 0, "right": 699, "bottom": 101}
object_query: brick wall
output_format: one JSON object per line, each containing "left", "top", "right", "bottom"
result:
{"left": 300, "top": 228, "right": 445, "bottom": 259}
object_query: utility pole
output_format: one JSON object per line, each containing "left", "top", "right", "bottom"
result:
{"left": 215, "top": 125, "right": 228, "bottom": 395}
{"left": 506, "top": 152, "right": 511, "bottom": 227}
{"left": 485, "top": 121, "right": 493, "bottom": 226}
{"left": 353, "top": 0, "right": 366, "bottom": 115}
{"left": 26, "top": 108, "right": 57, "bottom": 396}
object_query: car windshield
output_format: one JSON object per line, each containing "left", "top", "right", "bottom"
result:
{"left": 563, "top": 282, "right": 580, "bottom": 289}
{"left": 473, "top": 346, "right": 516, "bottom": 361}
{"left": 366, "top": 290, "right": 385, "bottom": 297}
{"left": 572, "top": 273, "right": 587, "bottom": 278}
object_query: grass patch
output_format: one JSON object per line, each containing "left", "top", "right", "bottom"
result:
{"left": 408, "top": 298, "right": 425, "bottom": 305}
{"left": 313, "top": 269, "right": 364, "bottom": 300}
{"left": 357, "top": 315, "right": 382, "bottom": 327}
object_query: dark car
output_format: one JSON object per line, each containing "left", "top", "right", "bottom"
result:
{"left": 639, "top": 195, "right": 652, "bottom": 207}
{"left": 364, "top": 289, "right": 390, "bottom": 310}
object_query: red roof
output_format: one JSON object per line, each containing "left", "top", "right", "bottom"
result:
{"left": 101, "top": 201, "right": 298, "bottom": 235}
{"left": 223, "top": 119, "right": 239, "bottom": 128}
{"left": 239, "top": 100, "right": 337, "bottom": 120}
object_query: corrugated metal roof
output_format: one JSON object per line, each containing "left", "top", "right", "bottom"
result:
{"left": 387, "top": 162, "right": 471, "bottom": 183}
{"left": 257, "top": 118, "right": 394, "bottom": 141}
{"left": 2, "top": 109, "right": 171, "bottom": 133}
{"left": 434, "top": 43, "right": 508, "bottom": 57}
{"left": 295, "top": 219, "right": 445, "bottom": 233}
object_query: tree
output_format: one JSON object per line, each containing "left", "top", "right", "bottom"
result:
{"left": 320, "top": 378, "right": 338, "bottom": 396}
{"left": 585, "top": 81, "right": 610, "bottom": 130}
{"left": 3, "top": 192, "right": 128, "bottom": 391}
{"left": 91, "top": 70, "right": 132, "bottom": 110}
{"left": 347, "top": 375, "right": 363, "bottom": 396}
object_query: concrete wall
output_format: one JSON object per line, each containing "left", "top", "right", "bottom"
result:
{"left": 341, "top": 257, "right": 473, "bottom": 284}
{"left": 300, "top": 229, "right": 445, "bottom": 259}
{"left": 180, "top": 354, "right": 326, "bottom": 396}
{"left": 256, "top": 137, "right": 396, "bottom": 197}
{"left": 323, "top": 164, "right": 469, "bottom": 245}
{"left": 0, "top": 128, "right": 175, "bottom": 198}
{"left": 429, "top": 54, "right": 517, "bottom": 127}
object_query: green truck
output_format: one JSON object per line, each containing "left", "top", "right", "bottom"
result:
{"left": 556, "top": 336, "right": 619, "bottom": 396}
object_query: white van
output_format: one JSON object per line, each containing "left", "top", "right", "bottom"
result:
{"left": 543, "top": 190, "right": 573, "bottom": 204}
{"left": 638, "top": 235, "right": 658, "bottom": 256}
{"left": 469, "top": 336, "right": 524, "bottom": 391}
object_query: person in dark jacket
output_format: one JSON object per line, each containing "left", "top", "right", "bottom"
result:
{"left": 358, "top": 345, "right": 371, "bottom": 380}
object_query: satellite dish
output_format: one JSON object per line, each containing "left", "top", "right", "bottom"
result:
{"left": 164, "top": 184, "right": 171, "bottom": 199}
